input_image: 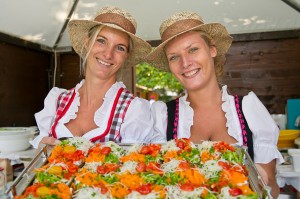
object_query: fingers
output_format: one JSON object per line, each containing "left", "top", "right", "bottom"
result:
{"left": 41, "top": 137, "right": 61, "bottom": 145}
{"left": 37, "top": 137, "right": 61, "bottom": 151}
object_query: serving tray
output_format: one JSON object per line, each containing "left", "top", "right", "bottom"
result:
{"left": 5, "top": 143, "right": 273, "bottom": 199}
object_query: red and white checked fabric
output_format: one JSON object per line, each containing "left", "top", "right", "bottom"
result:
{"left": 95, "top": 88, "right": 134, "bottom": 143}
{"left": 49, "top": 87, "right": 134, "bottom": 143}
{"left": 49, "top": 88, "right": 75, "bottom": 138}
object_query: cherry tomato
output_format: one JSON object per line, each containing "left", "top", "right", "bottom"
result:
{"left": 176, "top": 140, "right": 185, "bottom": 149}
{"left": 136, "top": 184, "right": 152, "bottom": 195}
{"left": 101, "top": 147, "right": 111, "bottom": 155}
{"left": 101, "top": 186, "right": 108, "bottom": 194}
{"left": 178, "top": 161, "right": 190, "bottom": 170}
{"left": 136, "top": 162, "right": 147, "bottom": 172}
{"left": 229, "top": 187, "right": 243, "bottom": 196}
{"left": 68, "top": 164, "right": 78, "bottom": 173}
{"left": 180, "top": 183, "right": 195, "bottom": 191}
{"left": 97, "top": 165, "right": 107, "bottom": 174}
{"left": 140, "top": 146, "right": 151, "bottom": 154}
{"left": 218, "top": 161, "right": 230, "bottom": 170}
{"left": 147, "top": 162, "right": 163, "bottom": 174}
{"left": 149, "top": 144, "right": 161, "bottom": 156}
{"left": 106, "top": 163, "right": 120, "bottom": 173}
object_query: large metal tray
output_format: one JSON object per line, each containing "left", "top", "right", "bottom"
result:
{"left": 5, "top": 143, "right": 272, "bottom": 199}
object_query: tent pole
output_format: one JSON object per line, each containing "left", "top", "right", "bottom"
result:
{"left": 53, "top": 0, "right": 79, "bottom": 50}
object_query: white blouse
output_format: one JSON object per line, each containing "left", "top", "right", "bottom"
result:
{"left": 151, "top": 85, "right": 284, "bottom": 164}
{"left": 31, "top": 80, "right": 154, "bottom": 148}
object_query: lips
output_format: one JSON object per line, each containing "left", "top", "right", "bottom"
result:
{"left": 97, "top": 58, "right": 112, "bottom": 67}
{"left": 183, "top": 68, "right": 200, "bottom": 77}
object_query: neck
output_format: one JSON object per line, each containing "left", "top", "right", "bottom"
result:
{"left": 79, "top": 77, "right": 116, "bottom": 107}
{"left": 187, "top": 82, "right": 222, "bottom": 109}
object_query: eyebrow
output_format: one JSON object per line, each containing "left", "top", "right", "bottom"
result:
{"left": 97, "top": 34, "right": 129, "bottom": 50}
{"left": 166, "top": 43, "right": 193, "bottom": 56}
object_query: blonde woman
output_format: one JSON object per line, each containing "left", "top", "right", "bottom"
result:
{"left": 31, "top": 6, "right": 153, "bottom": 148}
{"left": 147, "top": 12, "right": 284, "bottom": 198}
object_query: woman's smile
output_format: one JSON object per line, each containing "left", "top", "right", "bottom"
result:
{"left": 182, "top": 68, "right": 200, "bottom": 78}
{"left": 96, "top": 58, "right": 112, "bottom": 67}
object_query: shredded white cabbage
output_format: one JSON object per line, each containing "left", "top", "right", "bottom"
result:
{"left": 83, "top": 162, "right": 103, "bottom": 173}
{"left": 200, "top": 160, "right": 222, "bottom": 179}
{"left": 197, "top": 141, "right": 215, "bottom": 151}
{"left": 119, "top": 161, "right": 138, "bottom": 174}
{"left": 218, "top": 186, "right": 238, "bottom": 199}
{"left": 125, "top": 143, "right": 143, "bottom": 154}
{"left": 73, "top": 187, "right": 112, "bottom": 199}
{"left": 161, "top": 159, "right": 181, "bottom": 173}
{"left": 161, "top": 140, "right": 180, "bottom": 153}
{"left": 165, "top": 185, "right": 205, "bottom": 199}
{"left": 125, "top": 191, "right": 160, "bottom": 199}
{"left": 67, "top": 137, "right": 93, "bottom": 154}
{"left": 103, "top": 141, "right": 125, "bottom": 158}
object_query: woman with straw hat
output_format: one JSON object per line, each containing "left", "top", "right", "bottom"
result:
{"left": 31, "top": 6, "right": 153, "bottom": 148}
{"left": 147, "top": 12, "right": 283, "bottom": 198}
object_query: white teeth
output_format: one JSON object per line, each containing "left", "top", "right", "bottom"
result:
{"left": 184, "top": 69, "right": 198, "bottom": 77}
{"left": 97, "top": 59, "right": 111, "bottom": 66}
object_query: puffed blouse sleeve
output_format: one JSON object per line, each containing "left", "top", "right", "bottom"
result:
{"left": 150, "top": 101, "right": 168, "bottom": 143}
{"left": 30, "top": 87, "right": 66, "bottom": 148}
{"left": 120, "top": 98, "right": 160, "bottom": 143}
{"left": 242, "top": 92, "right": 284, "bottom": 164}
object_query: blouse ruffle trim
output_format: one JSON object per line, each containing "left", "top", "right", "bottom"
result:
{"left": 221, "top": 85, "right": 243, "bottom": 144}
{"left": 253, "top": 144, "right": 285, "bottom": 164}
{"left": 59, "top": 80, "right": 82, "bottom": 124}
{"left": 94, "top": 82, "right": 126, "bottom": 127}
{"left": 178, "top": 92, "right": 193, "bottom": 138}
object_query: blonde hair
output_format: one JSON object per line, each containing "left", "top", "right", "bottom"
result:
{"left": 198, "top": 31, "right": 226, "bottom": 82}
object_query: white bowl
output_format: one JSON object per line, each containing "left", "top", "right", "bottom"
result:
{"left": 0, "top": 128, "right": 36, "bottom": 152}
{"left": 288, "top": 149, "right": 300, "bottom": 172}
{"left": 0, "top": 126, "right": 37, "bottom": 135}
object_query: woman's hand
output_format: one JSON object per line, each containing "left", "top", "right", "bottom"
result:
{"left": 37, "top": 136, "right": 61, "bottom": 150}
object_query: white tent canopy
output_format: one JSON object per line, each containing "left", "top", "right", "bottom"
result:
{"left": 1, "top": 0, "right": 300, "bottom": 52}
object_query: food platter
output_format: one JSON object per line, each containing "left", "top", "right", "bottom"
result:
{"left": 5, "top": 138, "right": 272, "bottom": 199}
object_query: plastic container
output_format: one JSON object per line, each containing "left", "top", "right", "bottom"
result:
{"left": 288, "top": 149, "right": 300, "bottom": 172}
{"left": 277, "top": 130, "right": 300, "bottom": 149}
{"left": 271, "top": 114, "right": 287, "bottom": 130}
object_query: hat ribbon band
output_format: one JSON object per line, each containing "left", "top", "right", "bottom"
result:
{"left": 95, "top": 13, "right": 136, "bottom": 34}
{"left": 161, "top": 19, "right": 203, "bottom": 42}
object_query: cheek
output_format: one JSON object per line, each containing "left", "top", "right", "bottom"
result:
{"left": 116, "top": 54, "right": 127, "bottom": 64}
{"left": 169, "top": 61, "right": 182, "bottom": 73}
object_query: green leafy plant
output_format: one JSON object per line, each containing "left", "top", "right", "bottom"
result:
{"left": 136, "top": 63, "right": 183, "bottom": 101}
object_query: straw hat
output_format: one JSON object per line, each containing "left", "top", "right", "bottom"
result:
{"left": 68, "top": 6, "right": 152, "bottom": 68}
{"left": 146, "top": 12, "right": 233, "bottom": 72}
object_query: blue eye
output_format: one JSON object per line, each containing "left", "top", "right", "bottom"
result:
{"left": 189, "top": 47, "right": 198, "bottom": 53}
{"left": 117, "top": 45, "right": 127, "bottom": 52}
{"left": 169, "top": 55, "right": 178, "bottom": 62}
{"left": 97, "top": 38, "right": 105, "bottom": 44}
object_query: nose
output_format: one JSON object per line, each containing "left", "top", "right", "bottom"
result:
{"left": 181, "top": 56, "right": 192, "bottom": 69}
{"left": 103, "top": 45, "right": 114, "bottom": 60}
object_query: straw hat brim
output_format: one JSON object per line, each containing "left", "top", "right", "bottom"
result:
{"left": 68, "top": 20, "right": 152, "bottom": 68}
{"left": 146, "top": 23, "right": 233, "bottom": 72}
